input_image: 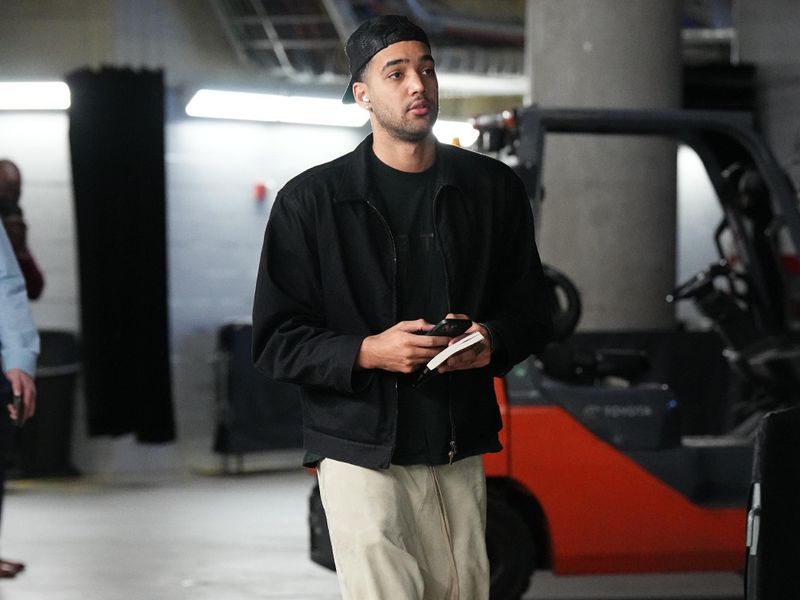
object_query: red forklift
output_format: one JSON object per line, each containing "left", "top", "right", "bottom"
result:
{"left": 309, "top": 107, "right": 800, "bottom": 600}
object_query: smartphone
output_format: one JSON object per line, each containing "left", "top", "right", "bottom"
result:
{"left": 426, "top": 318, "right": 472, "bottom": 337}
{"left": 12, "top": 394, "right": 23, "bottom": 427}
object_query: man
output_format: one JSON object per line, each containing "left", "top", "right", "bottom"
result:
{"left": 0, "top": 223, "right": 38, "bottom": 577}
{"left": 253, "top": 15, "right": 552, "bottom": 599}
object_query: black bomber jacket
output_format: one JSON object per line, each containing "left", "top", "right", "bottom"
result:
{"left": 252, "top": 135, "right": 553, "bottom": 469}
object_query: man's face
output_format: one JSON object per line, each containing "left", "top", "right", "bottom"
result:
{"left": 360, "top": 40, "right": 439, "bottom": 143}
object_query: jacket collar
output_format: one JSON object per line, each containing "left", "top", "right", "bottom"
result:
{"left": 334, "top": 133, "right": 464, "bottom": 203}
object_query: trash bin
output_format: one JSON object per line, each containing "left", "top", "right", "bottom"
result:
{"left": 213, "top": 323, "right": 302, "bottom": 458}
{"left": 14, "top": 330, "right": 80, "bottom": 478}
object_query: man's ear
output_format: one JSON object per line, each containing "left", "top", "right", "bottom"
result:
{"left": 353, "top": 82, "right": 371, "bottom": 109}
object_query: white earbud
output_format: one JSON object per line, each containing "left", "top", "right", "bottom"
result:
{"left": 362, "top": 95, "right": 369, "bottom": 102}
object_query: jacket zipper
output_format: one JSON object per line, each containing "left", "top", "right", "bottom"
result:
{"left": 432, "top": 186, "right": 458, "bottom": 466}
{"left": 365, "top": 200, "right": 399, "bottom": 462}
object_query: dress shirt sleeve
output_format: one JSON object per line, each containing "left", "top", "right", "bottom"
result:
{"left": 0, "top": 226, "right": 40, "bottom": 376}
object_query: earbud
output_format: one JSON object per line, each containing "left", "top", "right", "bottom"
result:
{"left": 362, "top": 95, "right": 369, "bottom": 102}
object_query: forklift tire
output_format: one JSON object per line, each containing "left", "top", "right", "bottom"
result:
{"left": 542, "top": 264, "right": 581, "bottom": 342}
{"left": 487, "top": 495, "right": 537, "bottom": 600}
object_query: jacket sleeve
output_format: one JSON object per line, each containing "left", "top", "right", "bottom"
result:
{"left": 252, "top": 193, "right": 366, "bottom": 394}
{"left": 482, "top": 171, "right": 554, "bottom": 376}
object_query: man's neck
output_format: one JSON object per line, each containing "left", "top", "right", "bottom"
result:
{"left": 371, "top": 132, "right": 436, "bottom": 173}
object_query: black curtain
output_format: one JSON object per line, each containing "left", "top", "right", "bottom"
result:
{"left": 67, "top": 67, "right": 175, "bottom": 443}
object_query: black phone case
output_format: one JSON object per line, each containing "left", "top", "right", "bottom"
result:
{"left": 427, "top": 319, "right": 471, "bottom": 337}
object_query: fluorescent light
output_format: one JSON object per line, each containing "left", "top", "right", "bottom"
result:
{"left": 185, "top": 89, "right": 368, "bottom": 128}
{"left": 0, "top": 82, "right": 71, "bottom": 110}
{"left": 433, "top": 120, "right": 480, "bottom": 147}
{"left": 437, "top": 73, "right": 526, "bottom": 97}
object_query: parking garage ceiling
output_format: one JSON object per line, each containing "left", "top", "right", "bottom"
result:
{"left": 209, "top": 0, "right": 736, "bottom": 91}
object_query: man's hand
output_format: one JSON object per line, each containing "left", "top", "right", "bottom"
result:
{"left": 357, "top": 319, "right": 450, "bottom": 373}
{"left": 5, "top": 368, "right": 36, "bottom": 424}
{"left": 437, "top": 313, "right": 491, "bottom": 373}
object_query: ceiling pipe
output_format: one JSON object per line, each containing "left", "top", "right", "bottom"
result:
{"left": 321, "top": 0, "right": 361, "bottom": 39}
{"left": 247, "top": 0, "right": 297, "bottom": 76}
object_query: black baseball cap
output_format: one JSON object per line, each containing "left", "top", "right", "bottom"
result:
{"left": 342, "top": 15, "right": 431, "bottom": 104}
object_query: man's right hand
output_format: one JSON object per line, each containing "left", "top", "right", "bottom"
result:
{"left": 356, "top": 320, "right": 450, "bottom": 373}
{"left": 5, "top": 368, "right": 36, "bottom": 425}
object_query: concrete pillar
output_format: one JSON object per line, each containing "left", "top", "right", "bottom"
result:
{"left": 526, "top": 0, "right": 682, "bottom": 330}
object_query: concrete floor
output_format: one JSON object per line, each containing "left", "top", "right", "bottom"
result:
{"left": 2, "top": 469, "right": 744, "bottom": 599}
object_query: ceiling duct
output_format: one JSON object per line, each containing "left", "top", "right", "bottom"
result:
{"left": 209, "top": 0, "right": 348, "bottom": 80}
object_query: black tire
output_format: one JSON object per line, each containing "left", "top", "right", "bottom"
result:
{"left": 542, "top": 264, "right": 581, "bottom": 342}
{"left": 486, "top": 494, "right": 537, "bottom": 600}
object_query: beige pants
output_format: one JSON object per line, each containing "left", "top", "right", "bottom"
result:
{"left": 317, "top": 456, "right": 489, "bottom": 600}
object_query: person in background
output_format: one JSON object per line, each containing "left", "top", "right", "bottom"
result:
{"left": 252, "top": 15, "right": 552, "bottom": 599}
{"left": 0, "top": 159, "right": 41, "bottom": 578}
{"left": 0, "top": 224, "right": 38, "bottom": 577}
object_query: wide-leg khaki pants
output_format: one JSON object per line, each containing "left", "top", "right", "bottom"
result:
{"left": 317, "top": 455, "right": 489, "bottom": 600}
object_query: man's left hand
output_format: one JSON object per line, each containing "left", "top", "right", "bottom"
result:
{"left": 5, "top": 368, "right": 36, "bottom": 424}
{"left": 437, "top": 313, "right": 491, "bottom": 373}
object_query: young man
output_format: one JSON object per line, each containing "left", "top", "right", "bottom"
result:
{"left": 253, "top": 15, "right": 552, "bottom": 599}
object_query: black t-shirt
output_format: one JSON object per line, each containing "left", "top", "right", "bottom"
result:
{"left": 369, "top": 150, "right": 453, "bottom": 465}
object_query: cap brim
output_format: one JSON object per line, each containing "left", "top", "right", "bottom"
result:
{"left": 342, "top": 76, "right": 357, "bottom": 104}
